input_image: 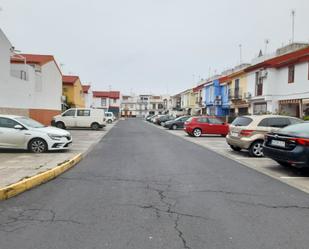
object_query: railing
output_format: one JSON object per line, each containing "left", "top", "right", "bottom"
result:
{"left": 228, "top": 88, "right": 243, "bottom": 100}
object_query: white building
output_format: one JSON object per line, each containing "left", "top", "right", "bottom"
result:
{"left": 246, "top": 43, "right": 309, "bottom": 118}
{"left": 121, "top": 94, "right": 170, "bottom": 117}
{"left": 93, "top": 91, "right": 121, "bottom": 117}
{"left": 82, "top": 85, "right": 94, "bottom": 108}
{"left": 0, "top": 29, "right": 62, "bottom": 125}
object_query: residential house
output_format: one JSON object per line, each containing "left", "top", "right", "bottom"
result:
{"left": 82, "top": 84, "right": 93, "bottom": 108}
{"left": 193, "top": 82, "right": 206, "bottom": 115}
{"left": 244, "top": 43, "right": 309, "bottom": 117}
{"left": 205, "top": 76, "right": 229, "bottom": 117}
{"left": 226, "top": 64, "right": 251, "bottom": 116}
{"left": 180, "top": 89, "right": 195, "bottom": 115}
{"left": 10, "top": 53, "right": 63, "bottom": 125}
{"left": 121, "top": 95, "right": 138, "bottom": 117}
{"left": 93, "top": 91, "right": 121, "bottom": 116}
{"left": 62, "top": 75, "right": 85, "bottom": 109}
{"left": 0, "top": 29, "right": 34, "bottom": 117}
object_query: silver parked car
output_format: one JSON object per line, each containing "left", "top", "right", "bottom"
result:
{"left": 0, "top": 115, "right": 72, "bottom": 153}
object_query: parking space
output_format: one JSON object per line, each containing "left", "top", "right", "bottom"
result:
{"left": 150, "top": 122, "right": 309, "bottom": 193}
{"left": 0, "top": 122, "right": 117, "bottom": 188}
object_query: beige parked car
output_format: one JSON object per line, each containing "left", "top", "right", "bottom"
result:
{"left": 226, "top": 115, "right": 302, "bottom": 157}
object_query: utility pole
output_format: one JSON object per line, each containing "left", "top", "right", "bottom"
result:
{"left": 291, "top": 9, "right": 296, "bottom": 43}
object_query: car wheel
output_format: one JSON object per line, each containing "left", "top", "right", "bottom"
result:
{"left": 29, "top": 138, "right": 47, "bottom": 153}
{"left": 249, "top": 140, "right": 264, "bottom": 157}
{"left": 230, "top": 145, "right": 242, "bottom": 151}
{"left": 172, "top": 124, "right": 177, "bottom": 130}
{"left": 107, "top": 119, "right": 112, "bottom": 124}
{"left": 56, "top": 122, "right": 65, "bottom": 129}
{"left": 193, "top": 128, "right": 202, "bottom": 137}
{"left": 91, "top": 122, "right": 100, "bottom": 130}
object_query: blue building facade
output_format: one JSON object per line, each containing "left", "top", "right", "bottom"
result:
{"left": 204, "top": 79, "right": 229, "bottom": 116}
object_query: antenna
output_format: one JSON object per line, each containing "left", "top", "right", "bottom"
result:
{"left": 239, "top": 44, "right": 242, "bottom": 64}
{"left": 291, "top": 9, "right": 296, "bottom": 43}
{"left": 264, "top": 39, "right": 270, "bottom": 54}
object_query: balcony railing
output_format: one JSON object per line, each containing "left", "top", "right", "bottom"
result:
{"left": 228, "top": 88, "right": 243, "bottom": 100}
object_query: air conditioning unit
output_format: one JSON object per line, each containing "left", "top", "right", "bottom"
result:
{"left": 244, "top": 92, "right": 252, "bottom": 99}
{"left": 214, "top": 100, "right": 222, "bottom": 106}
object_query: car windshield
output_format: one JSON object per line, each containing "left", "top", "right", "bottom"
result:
{"left": 186, "top": 117, "right": 193, "bottom": 122}
{"left": 15, "top": 117, "right": 45, "bottom": 128}
{"left": 232, "top": 116, "right": 253, "bottom": 126}
{"left": 279, "top": 123, "right": 309, "bottom": 138}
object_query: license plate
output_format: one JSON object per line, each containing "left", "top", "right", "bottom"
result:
{"left": 231, "top": 132, "right": 239, "bottom": 137}
{"left": 271, "top": 140, "right": 285, "bottom": 147}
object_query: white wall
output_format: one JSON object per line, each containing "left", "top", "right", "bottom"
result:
{"left": 31, "top": 61, "right": 62, "bottom": 110}
{"left": 0, "top": 30, "right": 36, "bottom": 110}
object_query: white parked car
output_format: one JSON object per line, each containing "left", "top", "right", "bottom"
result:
{"left": 105, "top": 111, "right": 115, "bottom": 123}
{"left": 52, "top": 108, "right": 106, "bottom": 130}
{"left": 0, "top": 115, "right": 72, "bottom": 153}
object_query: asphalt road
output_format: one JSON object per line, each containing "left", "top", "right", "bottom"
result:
{"left": 1, "top": 119, "right": 309, "bottom": 249}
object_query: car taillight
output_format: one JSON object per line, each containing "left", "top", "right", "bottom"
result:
{"left": 240, "top": 130, "right": 254, "bottom": 137}
{"left": 288, "top": 138, "right": 309, "bottom": 146}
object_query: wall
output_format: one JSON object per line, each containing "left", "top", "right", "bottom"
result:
{"left": 32, "top": 61, "right": 62, "bottom": 111}
{"left": 29, "top": 109, "right": 61, "bottom": 126}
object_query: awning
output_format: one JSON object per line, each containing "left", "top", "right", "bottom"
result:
{"left": 279, "top": 99, "right": 301, "bottom": 104}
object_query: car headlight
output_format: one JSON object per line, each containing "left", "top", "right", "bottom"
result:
{"left": 48, "top": 133, "right": 62, "bottom": 141}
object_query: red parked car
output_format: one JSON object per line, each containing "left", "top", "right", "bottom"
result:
{"left": 184, "top": 116, "right": 229, "bottom": 137}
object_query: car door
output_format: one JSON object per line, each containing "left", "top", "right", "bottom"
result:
{"left": 76, "top": 109, "right": 91, "bottom": 127}
{"left": 177, "top": 117, "right": 186, "bottom": 128}
{"left": 61, "top": 109, "right": 77, "bottom": 127}
{"left": 197, "top": 117, "right": 209, "bottom": 134}
{"left": 0, "top": 117, "right": 26, "bottom": 148}
{"left": 207, "top": 117, "right": 226, "bottom": 134}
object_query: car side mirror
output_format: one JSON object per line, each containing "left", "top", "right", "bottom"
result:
{"left": 14, "top": 124, "right": 24, "bottom": 130}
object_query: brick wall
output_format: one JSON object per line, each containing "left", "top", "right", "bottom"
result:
{"left": 29, "top": 109, "right": 61, "bottom": 126}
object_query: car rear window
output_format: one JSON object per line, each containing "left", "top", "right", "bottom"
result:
{"left": 258, "top": 117, "right": 291, "bottom": 128}
{"left": 279, "top": 123, "right": 309, "bottom": 137}
{"left": 231, "top": 117, "right": 252, "bottom": 126}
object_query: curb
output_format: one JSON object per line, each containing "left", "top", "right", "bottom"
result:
{"left": 0, "top": 153, "right": 82, "bottom": 201}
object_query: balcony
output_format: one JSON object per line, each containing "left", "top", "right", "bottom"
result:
{"left": 228, "top": 88, "right": 243, "bottom": 100}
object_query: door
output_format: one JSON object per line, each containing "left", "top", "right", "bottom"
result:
{"left": 196, "top": 117, "right": 209, "bottom": 134}
{"left": 61, "top": 109, "right": 76, "bottom": 127}
{"left": 76, "top": 109, "right": 91, "bottom": 127}
{"left": 0, "top": 117, "right": 26, "bottom": 148}
{"left": 235, "top": 79, "right": 240, "bottom": 99}
{"left": 207, "top": 117, "right": 226, "bottom": 134}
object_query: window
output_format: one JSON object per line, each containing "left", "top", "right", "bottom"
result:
{"left": 101, "top": 98, "right": 107, "bottom": 106}
{"left": 197, "top": 117, "right": 208, "bottom": 123}
{"left": 258, "top": 118, "right": 291, "bottom": 128}
{"left": 77, "top": 110, "right": 90, "bottom": 116}
{"left": 20, "top": 70, "right": 27, "bottom": 80}
{"left": 113, "top": 99, "right": 117, "bottom": 104}
{"left": 0, "top": 117, "right": 19, "bottom": 128}
{"left": 152, "top": 104, "right": 156, "bottom": 109}
{"left": 208, "top": 118, "right": 223, "bottom": 124}
{"left": 288, "top": 65, "right": 295, "bottom": 83}
{"left": 253, "top": 102, "right": 267, "bottom": 114}
{"left": 62, "top": 109, "right": 76, "bottom": 117}
{"left": 232, "top": 117, "right": 253, "bottom": 127}
{"left": 255, "top": 72, "right": 263, "bottom": 96}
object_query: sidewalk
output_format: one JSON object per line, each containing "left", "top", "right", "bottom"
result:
{"left": 0, "top": 122, "right": 116, "bottom": 189}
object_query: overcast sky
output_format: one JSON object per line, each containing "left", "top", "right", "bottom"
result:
{"left": 1, "top": 0, "right": 309, "bottom": 95}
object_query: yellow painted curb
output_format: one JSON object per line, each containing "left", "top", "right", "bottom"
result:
{"left": 0, "top": 153, "right": 82, "bottom": 201}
